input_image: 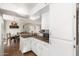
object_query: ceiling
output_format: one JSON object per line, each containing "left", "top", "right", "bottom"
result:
{"left": 0, "top": 3, "right": 37, "bottom": 18}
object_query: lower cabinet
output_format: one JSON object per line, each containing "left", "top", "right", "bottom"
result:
{"left": 20, "top": 37, "right": 49, "bottom": 55}
{"left": 34, "top": 42, "right": 42, "bottom": 56}
{"left": 40, "top": 44, "right": 49, "bottom": 56}
{"left": 20, "top": 36, "right": 74, "bottom": 56}
{"left": 31, "top": 38, "right": 49, "bottom": 56}
{"left": 20, "top": 37, "right": 31, "bottom": 54}
{"left": 31, "top": 39, "right": 37, "bottom": 55}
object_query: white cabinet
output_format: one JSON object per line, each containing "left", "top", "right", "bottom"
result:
{"left": 31, "top": 38, "right": 40, "bottom": 55}
{"left": 49, "top": 4, "right": 75, "bottom": 40}
{"left": 41, "top": 12, "right": 49, "bottom": 30}
{"left": 37, "top": 40, "right": 49, "bottom": 56}
{"left": 40, "top": 43, "right": 49, "bottom": 56}
{"left": 31, "top": 38, "right": 37, "bottom": 55}
{"left": 48, "top": 4, "right": 75, "bottom": 56}
{"left": 31, "top": 38, "right": 49, "bottom": 56}
{"left": 34, "top": 42, "right": 41, "bottom": 56}
{"left": 48, "top": 38, "right": 74, "bottom": 56}
{"left": 20, "top": 37, "right": 50, "bottom": 56}
{"left": 20, "top": 37, "right": 31, "bottom": 54}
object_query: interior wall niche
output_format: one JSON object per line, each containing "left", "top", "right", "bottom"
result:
{"left": 23, "top": 23, "right": 41, "bottom": 33}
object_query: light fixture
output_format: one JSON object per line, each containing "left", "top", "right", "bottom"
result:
{"left": 9, "top": 17, "right": 19, "bottom": 28}
{"left": 29, "top": 16, "right": 40, "bottom": 20}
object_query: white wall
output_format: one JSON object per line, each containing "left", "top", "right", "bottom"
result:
{"left": 5, "top": 19, "right": 41, "bottom": 35}
{"left": 5, "top": 20, "right": 24, "bottom": 35}
{"left": 0, "top": 13, "right": 4, "bottom": 55}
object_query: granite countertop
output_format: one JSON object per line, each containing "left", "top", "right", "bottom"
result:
{"left": 20, "top": 34, "right": 49, "bottom": 43}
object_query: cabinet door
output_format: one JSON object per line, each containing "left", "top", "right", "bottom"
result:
{"left": 41, "top": 12, "right": 49, "bottom": 29}
{"left": 31, "top": 38, "right": 50, "bottom": 56}
{"left": 35, "top": 39, "right": 49, "bottom": 56}
{"left": 20, "top": 37, "right": 31, "bottom": 53}
{"left": 41, "top": 44, "right": 49, "bottom": 56}
{"left": 24, "top": 38, "right": 31, "bottom": 52}
{"left": 31, "top": 41, "right": 35, "bottom": 52}
{"left": 49, "top": 38, "right": 74, "bottom": 56}
{"left": 31, "top": 38, "right": 37, "bottom": 54}
{"left": 49, "top": 4, "right": 76, "bottom": 55}
{"left": 31, "top": 38, "right": 41, "bottom": 55}
{"left": 38, "top": 41, "right": 49, "bottom": 56}
{"left": 36, "top": 43, "right": 42, "bottom": 56}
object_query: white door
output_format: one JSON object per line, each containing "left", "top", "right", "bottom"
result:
{"left": 49, "top": 3, "right": 76, "bottom": 56}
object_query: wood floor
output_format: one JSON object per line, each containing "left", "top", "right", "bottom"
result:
{"left": 4, "top": 40, "right": 36, "bottom": 56}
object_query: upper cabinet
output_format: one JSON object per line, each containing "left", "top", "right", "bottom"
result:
{"left": 30, "top": 4, "right": 49, "bottom": 30}
{"left": 49, "top": 4, "right": 76, "bottom": 41}
{"left": 41, "top": 12, "right": 49, "bottom": 30}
